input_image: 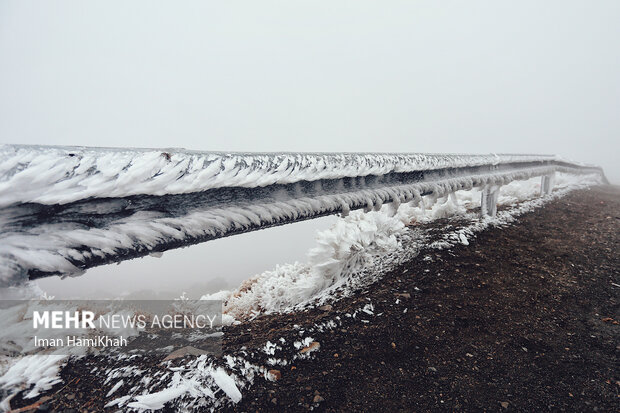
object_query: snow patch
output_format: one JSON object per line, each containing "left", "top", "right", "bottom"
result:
{"left": 205, "top": 172, "right": 601, "bottom": 320}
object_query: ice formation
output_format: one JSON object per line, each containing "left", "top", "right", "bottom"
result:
{"left": 0, "top": 144, "right": 568, "bottom": 206}
{"left": 203, "top": 173, "right": 603, "bottom": 319}
{"left": 0, "top": 355, "right": 66, "bottom": 400}
{"left": 0, "top": 144, "right": 605, "bottom": 287}
{"left": 0, "top": 168, "right": 604, "bottom": 410}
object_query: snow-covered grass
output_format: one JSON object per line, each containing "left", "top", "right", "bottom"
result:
{"left": 203, "top": 173, "right": 602, "bottom": 320}
{"left": 0, "top": 354, "right": 66, "bottom": 401}
{"left": 125, "top": 364, "right": 242, "bottom": 410}
{"left": 0, "top": 171, "right": 601, "bottom": 410}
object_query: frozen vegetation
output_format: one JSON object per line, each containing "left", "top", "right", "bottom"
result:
{"left": 0, "top": 168, "right": 603, "bottom": 411}
{"left": 202, "top": 173, "right": 602, "bottom": 319}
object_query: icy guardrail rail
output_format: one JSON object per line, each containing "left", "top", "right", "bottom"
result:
{"left": 0, "top": 144, "right": 607, "bottom": 287}
{"left": 0, "top": 145, "right": 576, "bottom": 206}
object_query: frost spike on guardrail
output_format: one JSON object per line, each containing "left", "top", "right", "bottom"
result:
{"left": 0, "top": 144, "right": 608, "bottom": 287}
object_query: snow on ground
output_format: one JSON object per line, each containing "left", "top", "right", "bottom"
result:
{"left": 101, "top": 299, "right": 374, "bottom": 411}
{"left": 0, "top": 171, "right": 602, "bottom": 410}
{"left": 0, "top": 354, "right": 66, "bottom": 404}
{"left": 203, "top": 173, "right": 602, "bottom": 319}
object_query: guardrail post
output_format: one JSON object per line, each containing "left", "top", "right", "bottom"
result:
{"left": 481, "top": 185, "right": 500, "bottom": 217}
{"left": 540, "top": 173, "right": 554, "bottom": 196}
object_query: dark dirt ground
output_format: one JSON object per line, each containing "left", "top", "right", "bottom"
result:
{"left": 7, "top": 186, "right": 619, "bottom": 412}
{"left": 219, "top": 185, "right": 619, "bottom": 412}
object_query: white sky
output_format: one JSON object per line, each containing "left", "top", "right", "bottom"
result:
{"left": 1, "top": 1, "right": 618, "bottom": 297}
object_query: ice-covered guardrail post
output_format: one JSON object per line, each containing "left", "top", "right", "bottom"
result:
{"left": 541, "top": 173, "right": 554, "bottom": 196}
{"left": 481, "top": 185, "right": 500, "bottom": 217}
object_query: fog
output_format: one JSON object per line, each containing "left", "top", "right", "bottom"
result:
{"left": 1, "top": 1, "right": 618, "bottom": 298}
{"left": 34, "top": 216, "right": 337, "bottom": 299}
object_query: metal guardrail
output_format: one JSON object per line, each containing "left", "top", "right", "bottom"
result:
{"left": 0, "top": 145, "right": 607, "bottom": 287}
